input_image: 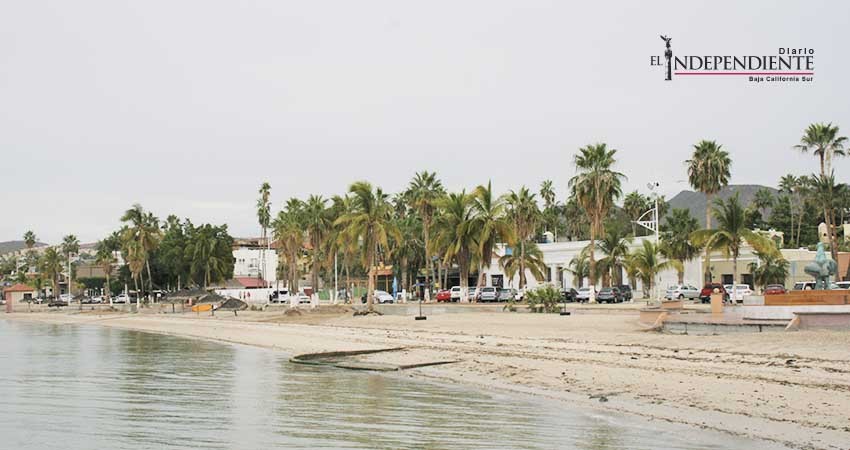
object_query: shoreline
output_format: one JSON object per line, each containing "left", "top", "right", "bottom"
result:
{"left": 5, "top": 308, "right": 850, "bottom": 450}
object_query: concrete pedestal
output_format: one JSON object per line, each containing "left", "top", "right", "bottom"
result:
{"left": 710, "top": 293, "right": 724, "bottom": 315}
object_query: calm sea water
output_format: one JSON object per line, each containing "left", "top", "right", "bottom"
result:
{"left": 0, "top": 320, "right": 784, "bottom": 450}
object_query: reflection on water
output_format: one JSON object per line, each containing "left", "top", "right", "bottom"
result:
{"left": 0, "top": 320, "right": 784, "bottom": 449}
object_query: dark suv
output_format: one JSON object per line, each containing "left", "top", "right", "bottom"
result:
{"left": 561, "top": 288, "right": 578, "bottom": 302}
{"left": 699, "top": 283, "right": 729, "bottom": 303}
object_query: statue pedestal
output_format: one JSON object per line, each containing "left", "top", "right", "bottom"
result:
{"left": 710, "top": 293, "right": 724, "bottom": 315}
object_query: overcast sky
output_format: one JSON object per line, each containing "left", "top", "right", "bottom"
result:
{"left": 2, "top": 0, "right": 847, "bottom": 244}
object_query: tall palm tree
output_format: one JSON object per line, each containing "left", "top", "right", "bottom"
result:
{"left": 472, "top": 181, "right": 515, "bottom": 294}
{"left": 752, "top": 188, "right": 774, "bottom": 219}
{"left": 622, "top": 191, "right": 648, "bottom": 237}
{"left": 23, "top": 230, "right": 37, "bottom": 273}
{"left": 691, "top": 194, "right": 776, "bottom": 287}
{"left": 661, "top": 208, "right": 701, "bottom": 284}
{"left": 336, "top": 182, "right": 399, "bottom": 311}
{"left": 406, "top": 171, "right": 445, "bottom": 299}
{"left": 504, "top": 187, "right": 541, "bottom": 289}
{"left": 273, "top": 198, "right": 305, "bottom": 296}
{"left": 304, "top": 195, "right": 331, "bottom": 297}
{"left": 121, "top": 204, "right": 161, "bottom": 297}
{"left": 39, "top": 247, "right": 63, "bottom": 300}
{"left": 686, "top": 140, "right": 731, "bottom": 282}
{"left": 95, "top": 236, "right": 118, "bottom": 300}
{"left": 778, "top": 174, "right": 799, "bottom": 247}
{"left": 794, "top": 123, "right": 847, "bottom": 177}
{"left": 569, "top": 143, "right": 625, "bottom": 298}
{"left": 431, "top": 191, "right": 478, "bottom": 301}
{"left": 809, "top": 173, "right": 843, "bottom": 265}
{"left": 539, "top": 180, "right": 556, "bottom": 209}
{"left": 597, "top": 223, "right": 632, "bottom": 287}
{"left": 627, "top": 240, "right": 681, "bottom": 299}
{"left": 61, "top": 235, "right": 80, "bottom": 296}
{"left": 256, "top": 182, "right": 272, "bottom": 286}
{"left": 330, "top": 194, "right": 357, "bottom": 300}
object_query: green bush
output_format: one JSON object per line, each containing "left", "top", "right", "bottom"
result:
{"left": 525, "top": 285, "right": 560, "bottom": 313}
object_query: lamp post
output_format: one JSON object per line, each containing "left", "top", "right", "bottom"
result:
{"left": 415, "top": 282, "right": 427, "bottom": 320}
{"left": 635, "top": 182, "right": 661, "bottom": 302}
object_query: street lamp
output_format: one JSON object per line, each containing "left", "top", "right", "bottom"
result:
{"left": 635, "top": 182, "right": 661, "bottom": 302}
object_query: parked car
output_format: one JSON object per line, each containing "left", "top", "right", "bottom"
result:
{"left": 597, "top": 287, "right": 623, "bottom": 303}
{"left": 835, "top": 281, "right": 850, "bottom": 290}
{"left": 792, "top": 281, "right": 814, "bottom": 290}
{"left": 477, "top": 286, "right": 498, "bottom": 302}
{"left": 724, "top": 284, "right": 753, "bottom": 302}
{"left": 497, "top": 288, "right": 518, "bottom": 302}
{"left": 763, "top": 284, "right": 786, "bottom": 295}
{"left": 467, "top": 288, "right": 478, "bottom": 301}
{"left": 59, "top": 293, "right": 73, "bottom": 303}
{"left": 363, "top": 290, "right": 394, "bottom": 304}
{"left": 617, "top": 285, "right": 633, "bottom": 302}
{"left": 665, "top": 284, "right": 700, "bottom": 300}
{"left": 575, "top": 287, "right": 591, "bottom": 303}
{"left": 269, "top": 289, "right": 289, "bottom": 302}
{"left": 699, "top": 283, "right": 729, "bottom": 303}
{"left": 450, "top": 286, "right": 462, "bottom": 301}
{"left": 113, "top": 294, "right": 131, "bottom": 304}
{"left": 561, "top": 288, "right": 578, "bottom": 302}
{"left": 435, "top": 289, "right": 452, "bottom": 302}
{"left": 48, "top": 300, "right": 68, "bottom": 307}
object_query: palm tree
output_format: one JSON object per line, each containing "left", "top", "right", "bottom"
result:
{"left": 95, "top": 237, "right": 118, "bottom": 300}
{"left": 499, "top": 241, "right": 547, "bottom": 287}
{"left": 569, "top": 143, "right": 625, "bottom": 298}
{"left": 809, "top": 172, "right": 843, "bottom": 264}
{"left": 304, "top": 195, "right": 331, "bottom": 298}
{"left": 23, "top": 230, "right": 37, "bottom": 273}
{"left": 61, "top": 235, "right": 80, "bottom": 296}
{"left": 504, "top": 187, "right": 541, "bottom": 289}
{"left": 330, "top": 194, "right": 357, "bottom": 301}
{"left": 794, "top": 123, "right": 847, "bottom": 177}
{"left": 686, "top": 140, "right": 731, "bottom": 282}
{"left": 273, "top": 198, "right": 305, "bottom": 296}
{"left": 565, "top": 251, "right": 590, "bottom": 288}
{"left": 256, "top": 182, "right": 272, "bottom": 286}
{"left": 539, "top": 180, "right": 556, "bottom": 209}
{"left": 622, "top": 191, "right": 648, "bottom": 237}
{"left": 691, "top": 194, "right": 777, "bottom": 288}
{"left": 778, "top": 174, "right": 799, "bottom": 247}
{"left": 627, "top": 240, "right": 681, "bottom": 299}
{"left": 597, "top": 223, "right": 632, "bottom": 287}
{"left": 120, "top": 204, "right": 161, "bottom": 297}
{"left": 748, "top": 250, "right": 789, "bottom": 291}
{"left": 336, "top": 182, "right": 399, "bottom": 311}
{"left": 752, "top": 188, "right": 774, "bottom": 218}
{"left": 406, "top": 171, "right": 445, "bottom": 299}
{"left": 661, "top": 208, "right": 701, "bottom": 284}
{"left": 472, "top": 181, "right": 515, "bottom": 294}
{"left": 431, "top": 191, "right": 478, "bottom": 302}
{"left": 39, "top": 247, "right": 63, "bottom": 300}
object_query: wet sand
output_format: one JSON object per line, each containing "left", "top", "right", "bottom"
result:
{"left": 6, "top": 307, "right": 850, "bottom": 450}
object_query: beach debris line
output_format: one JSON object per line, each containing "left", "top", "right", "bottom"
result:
{"left": 290, "top": 347, "right": 460, "bottom": 372}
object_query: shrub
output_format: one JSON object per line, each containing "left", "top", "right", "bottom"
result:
{"left": 525, "top": 285, "right": 560, "bottom": 313}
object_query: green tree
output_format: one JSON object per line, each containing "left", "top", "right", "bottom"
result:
{"left": 336, "top": 182, "right": 399, "bottom": 311}
{"left": 499, "top": 241, "right": 547, "bottom": 288}
{"left": 120, "top": 204, "right": 161, "bottom": 296}
{"left": 752, "top": 188, "right": 775, "bottom": 219}
{"left": 597, "top": 222, "right": 632, "bottom": 287}
{"left": 40, "top": 247, "right": 63, "bottom": 299}
{"left": 273, "top": 199, "right": 305, "bottom": 296}
{"left": 256, "top": 182, "right": 272, "bottom": 286}
{"left": 186, "top": 224, "right": 235, "bottom": 289}
{"left": 472, "top": 181, "right": 515, "bottom": 295}
{"left": 61, "top": 235, "right": 80, "bottom": 296}
{"left": 748, "top": 251, "right": 790, "bottom": 291}
{"left": 622, "top": 191, "right": 649, "bottom": 237}
{"left": 406, "top": 171, "right": 445, "bottom": 299}
{"left": 431, "top": 191, "right": 478, "bottom": 301}
{"left": 504, "top": 186, "right": 542, "bottom": 289}
{"left": 569, "top": 143, "right": 625, "bottom": 296}
{"left": 778, "top": 174, "right": 799, "bottom": 247}
{"left": 661, "top": 208, "right": 701, "bottom": 284}
{"left": 95, "top": 233, "right": 120, "bottom": 299}
{"left": 304, "top": 195, "right": 331, "bottom": 297}
{"left": 565, "top": 251, "right": 590, "bottom": 288}
{"left": 686, "top": 140, "right": 732, "bottom": 282}
{"left": 627, "top": 240, "right": 681, "bottom": 299}
{"left": 691, "top": 194, "right": 777, "bottom": 287}
{"left": 808, "top": 173, "right": 844, "bottom": 265}
{"left": 539, "top": 179, "right": 556, "bottom": 209}
{"left": 794, "top": 123, "right": 847, "bottom": 178}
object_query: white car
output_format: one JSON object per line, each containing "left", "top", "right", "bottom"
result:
{"left": 113, "top": 294, "right": 131, "bottom": 304}
{"left": 374, "top": 290, "right": 394, "bottom": 304}
{"left": 724, "top": 284, "right": 753, "bottom": 301}
{"left": 575, "top": 287, "right": 591, "bottom": 303}
{"left": 450, "top": 286, "right": 462, "bottom": 301}
{"left": 467, "top": 287, "right": 478, "bottom": 301}
{"left": 665, "top": 284, "right": 700, "bottom": 300}
{"left": 59, "top": 293, "right": 73, "bottom": 303}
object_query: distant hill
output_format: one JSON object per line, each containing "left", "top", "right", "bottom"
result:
{"left": 666, "top": 185, "right": 778, "bottom": 227}
{"left": 0, "top": 241, "right": 46, "bottom": 256}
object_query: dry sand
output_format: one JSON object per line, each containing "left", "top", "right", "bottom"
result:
{"left": 5, "top": 306, "right": 850, "bottom": 450}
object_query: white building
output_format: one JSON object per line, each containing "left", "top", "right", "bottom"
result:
{"left": 232, "top": 238, "right": 278, "bottom": 283}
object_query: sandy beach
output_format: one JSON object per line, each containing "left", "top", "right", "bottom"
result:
{"left": 5, "top": 306, "right": 850, "bottom": 450}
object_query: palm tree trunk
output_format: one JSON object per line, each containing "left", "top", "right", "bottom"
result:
{"left": 145, "top": 258, "right": 153, "bottom": 299}
{"left": 424, "top": 220, "right": 432, "bottom": 300}
{"left": 366, "top": 243, "right": 376, "bottom": 311}
{"left": 677, "top": 267, "right": 684, "bottom": 285}
{"left": 519, "top": 241, "right": 527, "bottom": 289}
{"left": 474, "top": 263, "right": 484, "bottom": 303}
{"left": 400, "top": 256, "right": 408, "bottom": 298}
{"left": 704, "top": 193, "right": 713, "bottom": 283}
{"left": 311, "top": 252, "right": 319, "bottom": 299}
{"left": 460, "top": 254, "right": 470, "bottom": 302}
